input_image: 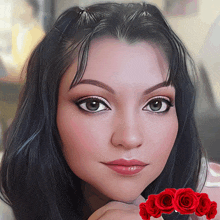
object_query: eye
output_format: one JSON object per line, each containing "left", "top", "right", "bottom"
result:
{"left": 143, "top": 97, "right": 173, "bottom": 113}
{"left": 75, "top": 96, "right": 111, "bottom": 113}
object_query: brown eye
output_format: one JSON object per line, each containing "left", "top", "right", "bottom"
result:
{"left": 143, "top": 98, "right": 173, "bottom": 113}
{"left": 76, "top": 97, "right": 110, "bottom": 113}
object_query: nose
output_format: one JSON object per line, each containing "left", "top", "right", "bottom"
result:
{"left": 111, "top": 111, "right": 144, "bottom": 149}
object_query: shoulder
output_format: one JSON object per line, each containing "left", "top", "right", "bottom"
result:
{"left": 201, "top": 162, "right": 220, "bottom": 219}
{"left": 0, "top": 199, "right": 15, "bottom": 220}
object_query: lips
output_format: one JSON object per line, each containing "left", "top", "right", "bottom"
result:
{"left": 103, "top": 159, "right": 148, "bottom": 175}
{"left": 104, "top": 159, "right": 148, "bottom": 166}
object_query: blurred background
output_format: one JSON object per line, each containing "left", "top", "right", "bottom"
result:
{"left": 0, "top": 0, "right": 220, "bottom": 162}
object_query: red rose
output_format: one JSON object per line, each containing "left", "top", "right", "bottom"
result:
{"left": 145, "top": 194, "right": 162, "bottom": 218}
{"left": 139, "top": 202, "right": 151, "bottom": 220}
{"left": 173, "top": 188, "right": 199, "bottom": 214}
{"left": 168, "top": 188, "right": 177, "bottom": 194}
{"left": 195, "top": 193, "right": 211, "bottom": 216}
{"left": 155, "top": 188, "right": 176, "bottom": 214}
{"left": 206, "top": 201, "right": 217, "bottom": 219}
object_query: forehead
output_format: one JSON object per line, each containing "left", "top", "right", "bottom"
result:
{"left": 63, "top": 37, "right": 169, "bottom": 89}
{"left": 84, "top": 37, "right": 168, "bottom": 83}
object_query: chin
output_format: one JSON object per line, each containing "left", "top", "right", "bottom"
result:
{"left": 100, "top": 185, "right": 143, "bottom": 204}
{"left": 110, "top": 194, "right": 141, "bottom": 204}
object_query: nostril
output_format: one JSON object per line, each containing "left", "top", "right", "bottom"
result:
{"left": 111, "top": 115, "right": 144, "bottom": 149}
{"left": 111, "top": 131, "right": 143, "bottom": 149}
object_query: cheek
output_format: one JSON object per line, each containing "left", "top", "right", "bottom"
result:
{"left": 140, "top": 114, "right": 178, "bottom": 189}
{"left": 152, "top": 110, "right": 178, "bottom": 143}
{"left": 56, "top": 106, "right": 110, "bottom": 175}
{"left": 57, "top": 118, "right": 93, "bottom": 181}
{"left": 57, "top": 115, "right": 98, "bottom": 157}
{"left": 155, "top": 119, "right": 178, "bottom": 150}
{"left": 145, "top": 113, "right": 178, "bottom": 165}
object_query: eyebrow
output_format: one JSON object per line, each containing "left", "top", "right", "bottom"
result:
{"left": 70, "top": 79, "right": 169, "bottom": 95}
{"left": 70, "top": 79, "right": 115, "bottom": 94}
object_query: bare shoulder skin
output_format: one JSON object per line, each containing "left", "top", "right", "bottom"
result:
{"left": 201, "top": 162, "right": 220, "bottom": 220}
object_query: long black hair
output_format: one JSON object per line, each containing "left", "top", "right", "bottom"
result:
{"left": 0, "top": 2, "right": 207, "bottom": 220}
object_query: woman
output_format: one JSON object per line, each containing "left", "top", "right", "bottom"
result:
{"left": 0, "top": 2, "right": 217, "bottom": 220}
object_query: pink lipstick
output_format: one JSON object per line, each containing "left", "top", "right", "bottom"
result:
{"left": 103, "top": 159, "right": 148, "bottom": 175}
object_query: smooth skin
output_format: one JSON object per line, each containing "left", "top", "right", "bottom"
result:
{"left": 57, "top": 37, "right": 178, "bottom": 219}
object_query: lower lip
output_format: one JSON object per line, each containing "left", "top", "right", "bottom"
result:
{"left": 105, "top": 164, "right": 146, "bottom": 175}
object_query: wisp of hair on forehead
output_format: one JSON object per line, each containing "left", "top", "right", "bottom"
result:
{"left": 0, "top": 3, "right": 207, "bottom": 220}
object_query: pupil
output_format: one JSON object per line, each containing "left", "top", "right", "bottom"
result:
{"left": 150, "top": 100, "right": 162, "bottom": 111}
{"left": 86, "top": 100, "right": 99, "bottom": 110}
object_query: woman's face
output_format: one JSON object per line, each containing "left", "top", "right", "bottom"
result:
{"left": 57, "top": 38, "right": 178, "bottom": 204}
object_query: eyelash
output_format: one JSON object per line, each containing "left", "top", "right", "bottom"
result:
{"left": 75, "top": 96, "right": 174, "bottom": 114}
{"left": 75, "top": 96, "right": 111, "bottom": 113}
{"left": 143, "top": 97, "right": 173, "bottom": 114}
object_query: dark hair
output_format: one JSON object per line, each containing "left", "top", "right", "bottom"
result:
{"left": 0, "top": 2, "right": 207, "bottom": 220}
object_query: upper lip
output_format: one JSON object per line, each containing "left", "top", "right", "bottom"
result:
{"left": 103, "top": 159, "right": 148, "bottom": 166}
